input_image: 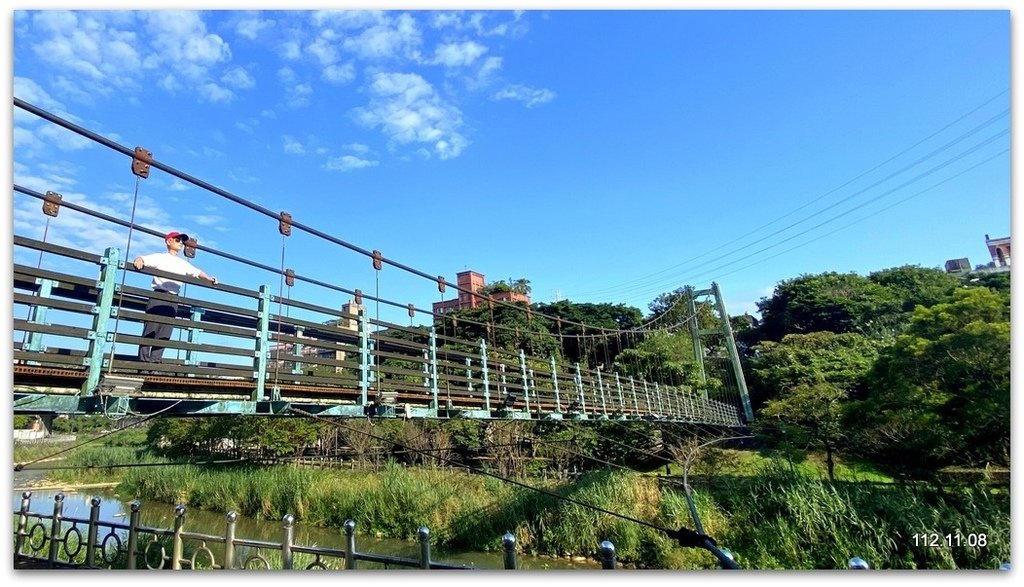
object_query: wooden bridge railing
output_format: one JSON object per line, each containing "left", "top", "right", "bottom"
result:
{"left": 12, "top": 235, "right": 745, "bottom": 426}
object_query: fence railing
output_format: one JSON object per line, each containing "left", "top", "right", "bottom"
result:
{"left": 12, "top": 234, "right": 746, "bottom": 426}
{"left": 13, "top": 491, "right": 620, "bottom": 570}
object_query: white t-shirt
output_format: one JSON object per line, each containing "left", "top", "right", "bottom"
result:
{"left": 138, "top": 252, "right": 201, "bottom": 294}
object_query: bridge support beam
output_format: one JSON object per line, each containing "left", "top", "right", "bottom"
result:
{"left": 24, "top": 277, "right": 56, "bottom": 360}
{"left": 480, "top": 339, "right": 491, "bottom": 412}
{"left": 550, "top": 356, "right": 561, "bottom": 412}
{"left": 358, "top": 309, "right": 370, "bottom": 406}
{"left": 82, "top": 247, "right": 119, "bottom": 395}
{"left": 253, "top": 285, "right": 271, "bottom": 401}
{"left": 428, "top": 327, "right": 439, "bottom": 409}
{"left": 712, "top": 281, "right": 754, "bottom": 422}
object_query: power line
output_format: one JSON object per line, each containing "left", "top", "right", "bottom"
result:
{"left": 573, "top": 91, "right": 1010, "bottom": 300}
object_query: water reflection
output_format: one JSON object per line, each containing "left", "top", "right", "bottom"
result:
{"left": 12, "top": 485, "right": 599, "bottom": 570}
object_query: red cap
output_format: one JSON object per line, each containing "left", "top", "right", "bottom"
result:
{"left": 165, "top": 231, "right": 190, "bottom": 242}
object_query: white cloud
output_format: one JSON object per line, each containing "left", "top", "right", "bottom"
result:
{"left": 37, "top": 125, "right": 94, "bottom": 151}
{"left": 431, "top": 41, "right": 487, "bottom": 67}
{"left": 221, "top": 66, "right": 255, "bottom": 90}
{"left": 167, "top": 180, "right": 191, "bottom": 192}
{"left": 493, "top": 84, "right": 556, "bottom": 108}
{"left": 312, "top": 10, "right": 384, "bottom": 30}
{"left": 277, "top": 66, "right": 297, "bottom": 84}
{"left": 307, "top": 30, "right": 340, "bottom": 65}
{"left": 13, "top": 126, "right": 37, "bottom": 150}
{"left": 14, "top": 77, "right": 70, "bottom": 119}
{"left": 353, "top": 72, "right": 469, "bottom": 159}
{"left": 22, "top": 11, "right": 245, "bottom": 104}
{"left": 236, "top": 15, "right": 274, "bottom": 40}
{"left": 286, "top": 83, "right": 313, "bottom": 108}
{"left": 325, "top": 155, "right": 378, "bottom": 172}
{"left": 280, "top": 40, "right": 302, "bottom": 60}
{"left": 431, "top": 11, "right": 528, "bottom": 38}
{"left": 30, "top": 12, "right": 142, "bottom": 91}
{"left": 283, "top": 135, "right": 305, "bottom": 154}
{"left": 142, "top": 11, "right": 231, "bottom": 81}
{"left": 470, "top": 56, "right": 503, "bottom": 90}
{"left": 346, "top": 143, "right": 370, "bottom": 154}
{"left": 342, "top": 13, "right": 422, "bottom": 61}
{"left": 186, "top": 214, "right": 226, "bottom": 227}
{"left": 197, "top": 83, "right": 235, "bottom": 103}
{"left": 323, "top": 63, "right": 356, "bottom": 84}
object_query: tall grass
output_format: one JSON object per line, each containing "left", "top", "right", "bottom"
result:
{"left": 708, "top": 460, "right": 1010, "bottom": 569}
{"left": 27, "top": 443, "right": 1009, "bottom": 569}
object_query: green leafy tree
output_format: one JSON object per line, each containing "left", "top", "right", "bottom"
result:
{"left": 749, "top": 331, "right": 879, "bottom": 480}
{"left": 647, "top": 287, "right": 718, "bottom": 331}
{"left": 534, "top": 300, "right": 644, "bottom": 367}
{"left": 755, "top": 272, "right": 901, "bottom": 341}
{"left": 441, "top": 303, "right": 560, "bottom": 358}
{"left": 853, "top": 287, "right": 1010, "bottom": 473}
{"left": 613, "top": 330, "right": 707, "bottom": 390}
{"left": 868, "top": 265, "right": 962, "bottom": 312}
{"left": 480, "top": 277, "right": 532, "bottom": 296}
{"left": 749, "top": 331, "right": 880, "bottom": 408}
{"left": 760, "top": 381, "right": 848, "bottom": 481}
{"left": 965, "top": 270, "right": 1010, "bottom": 296}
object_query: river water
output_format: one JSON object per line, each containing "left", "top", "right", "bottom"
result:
{"left": 12, "top": 468, "right": 600, "bottom": 570}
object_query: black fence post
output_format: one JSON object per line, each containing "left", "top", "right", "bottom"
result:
{"left": 502, "top": 532, "right": 518, "bottom": 569}
{"left": 418, "top": 526, "right": 431, "bottom": 569}
{"left": 599, "top": 540, "right": 616, "bottom": 569}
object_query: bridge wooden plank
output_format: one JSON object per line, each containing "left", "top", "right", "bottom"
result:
{"left": 13, "top": 319, "right": 92, "bottom": 339}
{"left": 13, "top": 350, "right": 85, "bottom": 366}
{"left": 12, "top": 292, "right": 95, "bottom": 314}
{"left": 14, "top": 265, "right": 97, "bottom": 290}
{"left": 270, "top": 295, "right": 359, "bottom": 322}
{"left": 14, "top": 235, "right": 103, "bottom": 264}
{"left": 119, "top": 283, "right": 261, "bottom": 318}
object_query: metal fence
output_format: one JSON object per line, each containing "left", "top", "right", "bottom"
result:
{"left": 13, "top": 491, "right": 619, "bottom": 570}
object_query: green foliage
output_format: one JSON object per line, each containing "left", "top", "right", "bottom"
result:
{"left": 868, "top": 264, "right": 962, "bottom": 313}
{"left": 442, "top": 303, "right": 560, "bottom": 358}
{"left": 534, "top": 300, "right": 644, "bottom": 367}
{"left": 614, "top": 330, "right": 706, "bottom": 388}
{"left": 646, "top": 287, "right": 718, "bottom": 330}
{"left": 755, "top": 271, "right": 901, "bottom": 342}
{"left": 712, "top": 460, "right": 1010, "bottom": 569}
{"left": 965, "top": 270, "right": 1010, "bottom": 295}
{"left": 13, "top": 415, "right": 33, "bottom": 429}
{"left": 51, "top": 414, "right": 112, "bottom": 434}
{"left": 853, "top": 287, "right": 1010, "bottom": 472}
{"left": 749, "top": 331, "right": 879, "bottom": 408}
{"left": 480, "top": 277, "right": 531, "bottom": 296}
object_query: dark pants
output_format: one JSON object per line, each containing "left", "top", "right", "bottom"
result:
{"left": 138, "top": 294, "right": 178, "bottom": 363}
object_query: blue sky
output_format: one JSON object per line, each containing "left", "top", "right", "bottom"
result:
{"left": 7, "top": 7, "right": 1013, "bottom": 328}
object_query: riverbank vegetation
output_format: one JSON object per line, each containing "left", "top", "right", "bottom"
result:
{"left": 15, "top": 433, "right": 1009, "bottom": 570}
{"left": 13, "top": 264, "right": 1009, "bottom": 569}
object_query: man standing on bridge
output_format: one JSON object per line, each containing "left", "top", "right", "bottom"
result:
{"left": 133, "top": 231, "right": 218, "bottom": 367}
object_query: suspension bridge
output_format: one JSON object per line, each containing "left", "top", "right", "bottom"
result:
{"left": 11, "top": 96, "right": 753, "bottom": 431}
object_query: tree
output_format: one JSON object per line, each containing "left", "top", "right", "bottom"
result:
{"left": 754, "top": 272, "right": 901, "bottom": 342}
{"left": 647, "top": 287, "right": 717, "bottom": 330}
{"left": 966, "top": 270, "right": 1010, "bottom": 296}
{"left": 533, "top": 300, "right": 644, "bottom": 367}
{"left": 852, "top": 287, "right": 1010, "bottom": 473}
{"left": 749, "top": 331, "right": 879, "bottom": 480}
{"left": 760, "top": 381, "right": 848, "bottom": 481}
{"left": 868, "top": 265, "right": 962, "bottom": 313}
{"left": 749, "top": 331, "right": 880, "bottom": 408}
{"left": 613, "top": 330, "right": 708, "bottom": 390}
{"left": 480, "top": 277, "right": 531, "bottom": 296}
